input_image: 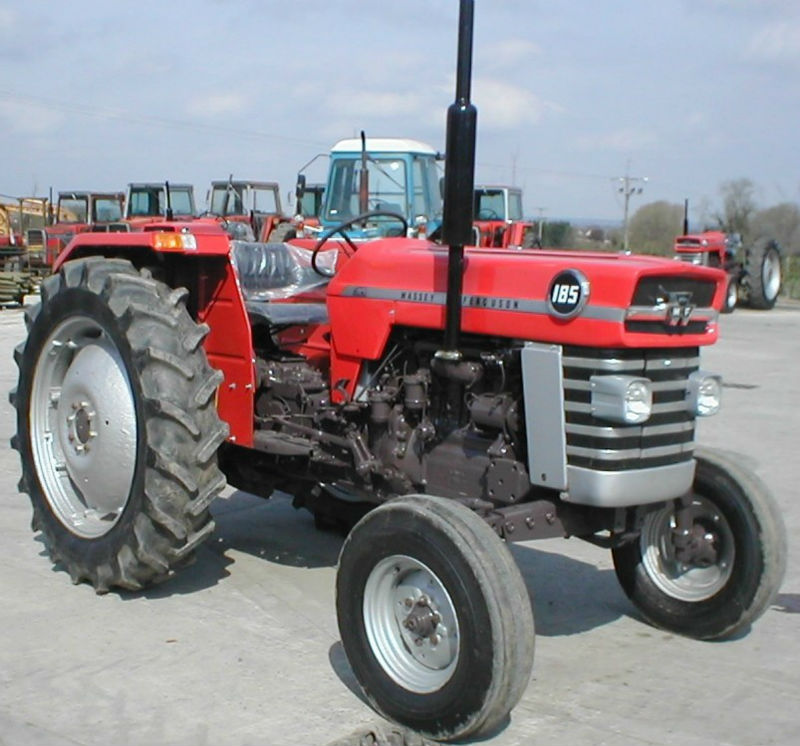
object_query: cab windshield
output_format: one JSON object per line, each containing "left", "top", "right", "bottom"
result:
{"left": 324, "top": 153, "right": 441, "bottom": 225}
{"left": 210, "top": 185, "right": 279, "bottom": 216}
{"left": 324, "top": 157, "right": 407, "bottom": 222}
{"left": 129, "top": 187, "right": 194, "bottom": 217}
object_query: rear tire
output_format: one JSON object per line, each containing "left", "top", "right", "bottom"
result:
{"left": 11, "top": 257, "right": 228, "bottom": 592}
{"left": 612, "top": 447, "right": 786, "bottom": 640}
{"left": 336, "top": 495, "right": 534, "bottom": 741}
{"left": 745, "top": 238, "right": 781, "bottom": 309}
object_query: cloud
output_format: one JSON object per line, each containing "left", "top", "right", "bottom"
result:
{"left": 576, "top": 128, "right": 659, "bottom": 152}
{"left": 472, "top": 78, "right": 559, "bottom": 130}
{"left": 747, "top": 21, "right": 800, "bottom": 62}
{"left": 326, "top": 89, "right": 429, "bottom": 119}
{"left": 186, "top": 92, "right": 248, "bottom": 119}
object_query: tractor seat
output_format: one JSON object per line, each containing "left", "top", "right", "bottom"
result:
{"left": 244, "top": 300, "right": 329, "bottom": 328}
{"left": 231, "top": 240, "right": 331, "bottom": 328}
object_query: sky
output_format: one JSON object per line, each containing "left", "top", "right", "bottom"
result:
{"left": 1, "top": 0, "right": 798, "bottom": 224}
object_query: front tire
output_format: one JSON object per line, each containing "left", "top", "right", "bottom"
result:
{"left": 336, "top": 495, "right": 534, "bottom": 742}
{"left": 11, "top": 257, "right": 228, "bottom": 592}
{"left": 612, "top": 447, "right": 786, "bottom": 640}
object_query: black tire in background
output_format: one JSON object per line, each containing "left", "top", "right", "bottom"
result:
{"left": 336, "top": 495, "right": 535, "bottom": 742}
{"left": 612, "top": 447, "right": 786, "bottom": 640}
{"left": 745, "top": 237, "right": 782, "bottom": 309}
{"left": 11, "top": 257, "right": 228, "bottom": 592}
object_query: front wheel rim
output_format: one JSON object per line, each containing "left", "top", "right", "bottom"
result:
{"left": 640, "top": 497, "right": 735, "bottom": 602}
{"left": 29, "top": 315, "right": 138, "bottom": 539}
{"left": 727, "top": 281, "right": 738, "bottom": 309}
{"left": 363, "top": 554, "right": 460, "bottom": 693}
{"left": 762, "top": 250, "right": 781, "bottom": 300}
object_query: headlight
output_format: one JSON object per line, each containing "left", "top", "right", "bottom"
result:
{"left": 687, "top": 371, "right": 722, "bottom": 416}
{"left": 591, "top": 375, "right": 653, "bottom": 424}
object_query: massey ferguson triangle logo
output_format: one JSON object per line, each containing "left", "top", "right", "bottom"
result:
{"left": 665, "top": 291, "right": 695, "bottom": 326}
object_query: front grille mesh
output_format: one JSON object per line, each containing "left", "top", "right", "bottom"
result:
{"left": 562, "top": 346, "right": 698, "bottom": 472}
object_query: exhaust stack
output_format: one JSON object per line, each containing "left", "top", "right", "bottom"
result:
{"left": 438, "top": 0, "right": 477, "bottom": 360}
{"left": 682, "top": 198, "right": 690, "bottom": 235}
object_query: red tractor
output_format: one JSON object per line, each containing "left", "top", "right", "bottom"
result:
{"left": 11, "top": 2, "right": 785, "bottom": 741}
{"left": 673, "top": 226, "right": 782, "bottom": 313}
{"left": 43, "top": 190, "right": 127, "bottom": 263}
{"left": 473, "top": 185, "right": 539, "bottom": 248}
{"left": 124, "top": 182, "right": 196, "bottom": 228}
{"left": 206, "top": 178, "right": 295, "bottom": 242}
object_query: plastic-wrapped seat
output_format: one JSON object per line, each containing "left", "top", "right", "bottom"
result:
{"left": 230, "top": 240, "right": 334, "bottom": 328}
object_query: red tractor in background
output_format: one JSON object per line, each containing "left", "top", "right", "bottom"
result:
{"left": 673, "top": 209, "right": 782, "bottom": 313}
{"left": 124, "top": 182, "right": 196, "bottom": 228}
{"left": 206, "top": 178, "right": 295, "bottom": 242}
{"left": 473, "top": 185, "right": 539, "bottom": 248}
{"left": 10, "top": 1, "right": 786, "bottom": 741}
{"left": 43, "top": 190, "right": 127, "bottom": 263}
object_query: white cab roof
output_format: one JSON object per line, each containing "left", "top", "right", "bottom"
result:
{"left": 331, "top": 137, "right": 437, "bottom": 155}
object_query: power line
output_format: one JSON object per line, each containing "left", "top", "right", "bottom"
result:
{"left": 0, "top": 89, "right": 329, "bottom": 150}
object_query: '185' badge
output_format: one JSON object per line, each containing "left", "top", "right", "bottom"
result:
{"left": 547, "top": 270, "right": 590, "bottom": 319}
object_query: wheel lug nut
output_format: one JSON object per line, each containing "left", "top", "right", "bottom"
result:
{"left": 404, "top": 597, "right": 414, "bottom": 608}
{"left": 430, "top": 634, "right": 439, "bottom": 646}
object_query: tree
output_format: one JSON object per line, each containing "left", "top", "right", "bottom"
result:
{"left": 715, "top": 178, "right": 757, "bottom": 238}
{"left": 750, "top": 203, "right": 800, "bottom": 255}
{"left": 542, "top": 221, "right": 574, "bottom": 247}
{"left": 628, "top": 201, "right": 684, "bottom": 255}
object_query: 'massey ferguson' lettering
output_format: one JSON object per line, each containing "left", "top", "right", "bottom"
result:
{"left": 400, "top": 291, "right": 437, "bottom": 303}
{"left": 462, "top": 295, "right": 520, "bottom": 310}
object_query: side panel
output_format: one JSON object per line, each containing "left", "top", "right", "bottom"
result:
{"left": 520, "top": 343, "right": 568, "bottom": 491}
{"left": 196, "top": 258, "right": 255, "bottom": 447}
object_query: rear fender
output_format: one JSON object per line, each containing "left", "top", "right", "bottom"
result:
{"left": 53, "top": 233, "right": 256, "bottom": 447}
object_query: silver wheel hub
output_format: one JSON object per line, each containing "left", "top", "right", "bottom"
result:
{"left": 30, "top": 316, "right": 138, "bottom": 539}
{"left": 363, "top": 555, "right": 460, "bottom": 693}
{"left": 640, "top": 497, "right": 735, "bottom": 602}
{"left": 762, "top": 250, "right": 781, "bottom": 300}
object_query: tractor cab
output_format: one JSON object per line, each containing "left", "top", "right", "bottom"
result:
{"left": 474, "top": 185, "right": 538, "bottom": 248}
{"left": 125, "top": 182, "right": 196, "bottom": 227}
{"left": 207, "top": 179, "right": 291, "bottom": 242}
{"left": 45, "top": 191, "right": 127, "bottom": 262}
{"left": 319, "top": 137, "right": 443, "bottom": 240}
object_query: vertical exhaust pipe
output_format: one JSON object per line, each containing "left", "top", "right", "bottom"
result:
{"left": 437, "top": 0, "right": 477, "bottom": 361}
{"left": 682, "top": 198, "right": 689, "bottom": 235}
{"left": 165, "top": 180, "right": 174, "bottom": 221}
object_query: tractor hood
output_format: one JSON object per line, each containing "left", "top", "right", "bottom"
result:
{"left": 326, "top": 239, "right": 726, "bottom": 359}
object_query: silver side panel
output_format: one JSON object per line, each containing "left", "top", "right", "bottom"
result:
{"left": 564, "top": 460, "right": 696, "bottom": 507}
{"left": 521, "top": 342, "right": 568, "bottom": 491}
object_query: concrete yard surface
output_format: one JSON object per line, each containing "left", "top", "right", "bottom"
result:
{"left": 0, "top": 300, "right": 798, "bottom": 746}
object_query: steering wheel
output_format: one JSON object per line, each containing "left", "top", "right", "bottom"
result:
{"left": 311, "top": 210, "right": 409, "bottom": 276}
{"left": 477, "top": 208, "right": 500, "bottom": 220}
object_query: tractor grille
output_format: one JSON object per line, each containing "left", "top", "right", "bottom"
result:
{"left": 624, "top": 275, "right": 718, "bottom": 335}
{"left": 562, "top": 346, "right": 699, "bottom": 472}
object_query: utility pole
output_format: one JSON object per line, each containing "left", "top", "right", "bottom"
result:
{"left": 615, "top": 165, "right": 647, "bottom": 252}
